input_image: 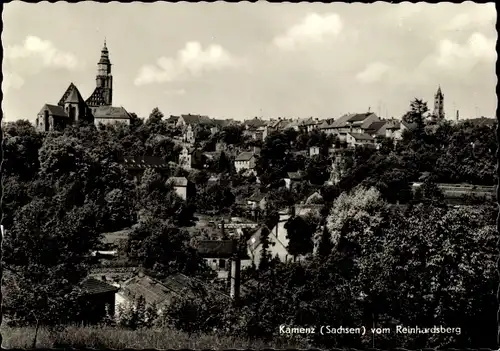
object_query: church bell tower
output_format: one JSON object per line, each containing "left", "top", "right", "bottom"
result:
{"left": 96, "top": 39, "right": 113, "bottom": 106}
{"left": 433, "top": 85, "right": 444, "bottom": 120}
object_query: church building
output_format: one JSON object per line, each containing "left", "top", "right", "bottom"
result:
{"left": 36, "top": 41, "right": 131, "bottom": 132}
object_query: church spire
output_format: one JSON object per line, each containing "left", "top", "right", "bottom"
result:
{"left": 433, "top": 85, "right": 444, "bottom": 119}
{"left": 436, "top": 85, "right": 443, "bottom": 97}
{"left": 90, "top": 40, "right": 113, "bottom": 107}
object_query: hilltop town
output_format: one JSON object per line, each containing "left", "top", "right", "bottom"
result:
{"left": 2, "top": 39, "right": 497, "bottom": 349}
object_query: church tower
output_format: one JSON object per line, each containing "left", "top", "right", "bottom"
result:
{"left": 87, "top": 40, "right": 113, "bottom": 108}
{"left": 433, "top": 86, "right": 444, "bottom": 120}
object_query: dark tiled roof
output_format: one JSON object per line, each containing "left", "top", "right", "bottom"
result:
{"left": 401, "top": 120, "right": 418, "bottom": 130}
{"left": 366, "top": 121, "right": 386, "bottom": 133}
{"left": 65, "top": 86, "right": 85, "bottom": 104}
{"left": 58, "top": 83, "right": 78, "bottom": 106}
{"left": 330, "top": 113, "right": 356, "bottom": 128}
{"left": 348, "top": 112, "right": 375, "bottom": 122}
{"left": 180, "top": 114, "right": 214, "bottom": 125}
{"left": 101, "top": 229, "right": 133, "bottom": 246}
{"left": 235, "top": 152, "right": 255, "bottom": 161}
{"left": 248, "top": 192, "right": 266, "bottom": 202}
{"left": 318, "top": 120, "right": 334, "bottom": 129}
{"left": 349, "top": 132, "right": 374, "bottom": 141}
{"left": 287, "top": 171, "right": 304, "bottom": 180}
{"left": 302, "top": 117, "right": 317, "bottom": 126}
{"left": 167, "top": 176, "right": 188, "bottom": 187}
{"left": 212, "top": 119, "right": 228, "bottom": 127}
{"left": 195, "top": 240, "right": 235, "bottom": 258}
{"left": 166, "top": 115, "right": 180, "bottom": 123}
{"left": 305, "top": 191, "right": 324, "bottom": 205}
{"left": 119, "top": 156, "right": 169, "bottom": 169}
{"left": 464, "top": 117, "right": 496, "bottom": 127}
{"left": 244, "top": 117, "right": 266, "bottom": 128}
{"left": 81, "top": 277, "right": 119, "bottom": 295}
{"left": 41, "top": 104, "right": 68, "bottom": 117}
{"left": 247, "top": 225, "right": 270, "bottom": 252}
{"left": 94, "top": 106, "right": 130, "bottom": 119}
{"left": 385, "top": 120, "right": 401, "bottom": 130}
{"left": 121, "top": 275, "right": 177, "bottom": 307}
{"left": 86, "top": 87, "right": 107, "bottom": 107}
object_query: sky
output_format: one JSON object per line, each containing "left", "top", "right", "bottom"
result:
{"left": 2, "top": 2, "right": 497, "bottom": 123}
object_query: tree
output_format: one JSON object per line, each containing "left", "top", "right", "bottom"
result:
{"left": 402, "top": 98, "right": 428, "bottom": 136}
{"left": 196, "top": 184, "right": 235, "bottom": 214}
{"left": 363, "top": 205, "right": 497, "bottom": 348}
{"left": 285, "top": 215, "right": 314, "bottom": 259}
{"left": 316, "top": 225, "right": 333, "bottom": 257}
{"left": 221, "top": 125, "right": 244, "bottom": 145}
{"left": 147, "top": 107, "right": 164, "bottom": 124}
{"left": 325, "top": 187, "right": 390, "bottom": 248}
{"left": 215, "top": 151, "right": 232, "bottom": 174}
{"left": 255, "top": 131, "right": 295, "bottom": 184}
{"left": 258, "top": 227, "right": 272, "bottom": 271}
{"left": 305, "top": 154, "right": 331, "bottom": 185}
{"left": 124, "top": 217, "right": 207, "bottom": 278}
{"left": 413, "top": 178, "right": 445, "bottom": 206}
{"left": 137, "top": 169, "right": 194, "bottom": 226}
{"left": 2, "top": 120, "right": 43, "bottom": 180}
{"left": 128, "top": 112, "right": 144, "bottom": 131}
{"left": 2, "top": 196, "right": 102, "bottom": 326}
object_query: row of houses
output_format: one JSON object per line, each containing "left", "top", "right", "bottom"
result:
{"left": 240, "top": 112, "right": 416, "bottom": 145}
{"left": 163, "top": 112, "right": 416, "bottom": 148}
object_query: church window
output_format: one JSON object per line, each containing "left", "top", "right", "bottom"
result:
{"left": 44, "top": 111, "right": 49, "bottom": 132}
{"left": 69, "top": 106, "right": 76, "bottom": 121}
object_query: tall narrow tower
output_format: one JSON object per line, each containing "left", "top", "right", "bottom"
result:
{"left": 433, "top": 86, "right": 444, "bottom": 119}
{"left": 87, "top": 40, "right": 113, "bottom": 108}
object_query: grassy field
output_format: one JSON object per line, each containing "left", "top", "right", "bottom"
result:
{"left": 1, "top": 325, "right": 309, "bottom": 349}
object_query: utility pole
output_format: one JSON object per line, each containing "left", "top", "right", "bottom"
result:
{"left": 230, "top": 239, "right": 241, "bottom": 301}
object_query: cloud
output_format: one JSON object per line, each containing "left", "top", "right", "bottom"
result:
{"left": 430, "top": 32, "right": 496, "bottom": 71}
{"left": 444, "top": 4, "right": 496, "bottom": 31}
{"left": 164, "top": 88, "right": 187, "bottom": 96}
{"left": 135, "top": 41, "right": 242, "bottom": 86}
{"left": 2, "top": 72, "right": 25, "bottom": 93}
{"left": 5, "top": 36, "right": 79, "bottom": 70}
{"left": 356, "top": 62, "right": 392, "bottom": 84}
{"left": 273, "top": 13, "right": 343, "bottom": 51}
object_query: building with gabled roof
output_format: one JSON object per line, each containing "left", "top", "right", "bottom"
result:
{"left": 36, "top": 83, "right": 94, "bottom": 131}
{"left": 166, "top": 176, "right": 189, "bottom": 200}
{"left": 79, "top": 276, "right": 120, "bottom": 324}
{"left": 118, "top": 155, "right": 170, "bottom": 183}
{"left": 115, "top": 273, "right": 229, "bottom": 314}
{"left": 234, "top": 151, "right": 256, "bottom": 173}
{"left": 35, "top": 41, "right": 130, "bottom": 132}
{"left": 346, "top": 132, "right": 376, "bottom": 148}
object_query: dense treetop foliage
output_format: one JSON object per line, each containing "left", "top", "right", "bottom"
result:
{"left": 1, "top": 101, "right": 497, "bottom": 347}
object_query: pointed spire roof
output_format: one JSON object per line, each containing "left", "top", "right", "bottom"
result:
{"left": 98, "top": 39, "right": 111, "bottom": 65}
{"left": 436, "top": 85, "right": 443, "bottom": 97}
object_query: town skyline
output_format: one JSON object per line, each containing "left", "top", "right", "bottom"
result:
{"left": 2, "top": 2, "right": 497, "bottom": 123}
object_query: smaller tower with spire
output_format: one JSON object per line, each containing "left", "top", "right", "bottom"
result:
{"left": 433, "top": 86, "right": 444, "bottom": 120}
